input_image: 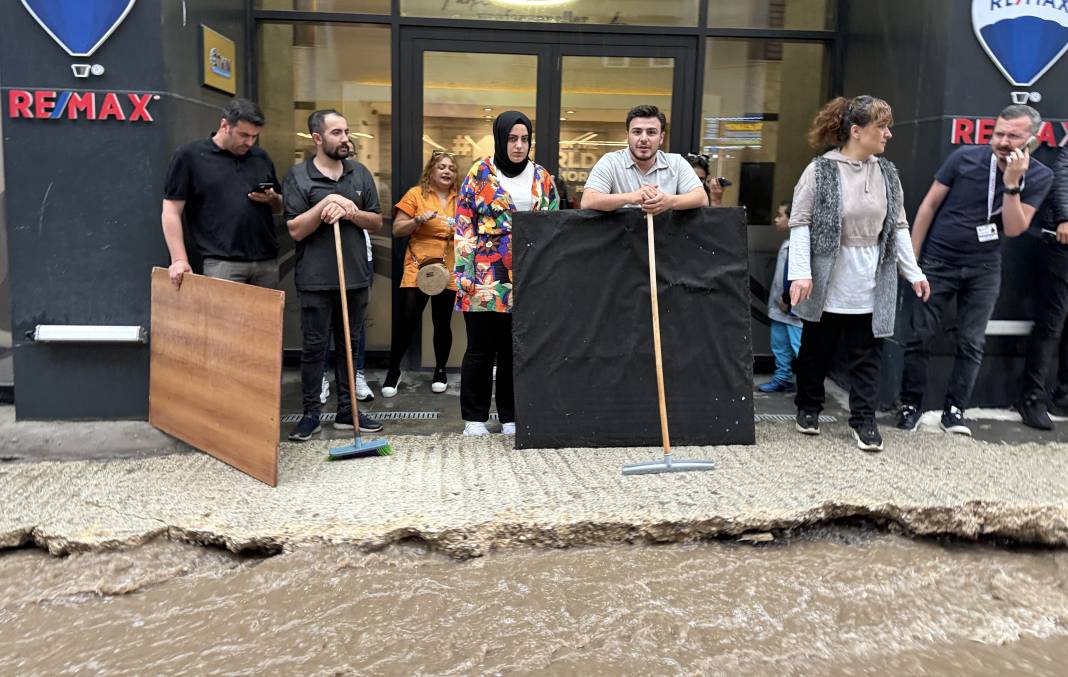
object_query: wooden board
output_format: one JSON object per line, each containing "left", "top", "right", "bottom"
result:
{"left": 149, "top": 268, "right": 284, "bottom": 486}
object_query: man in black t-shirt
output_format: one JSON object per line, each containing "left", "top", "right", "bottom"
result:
{"left": 282, "top": 109, "right": 384, "bottom": 441}
{"left": 897, "top": 105, "right": 1053, "bottom": 436}
{"left": 1016, "top": 147, "right": 1068, "bottom": 430}
{"left": 162, "top": 98, "right": 282, "bottom": 288}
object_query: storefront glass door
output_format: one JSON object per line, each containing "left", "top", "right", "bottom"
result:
{"left": 397, "top": 29, "right": 695, "bottom": 367}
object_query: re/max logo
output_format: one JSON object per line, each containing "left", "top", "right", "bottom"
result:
{"left": 6, "top": 89, "right": 157, "bottom": 122}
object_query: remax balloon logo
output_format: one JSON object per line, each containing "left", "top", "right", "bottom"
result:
{"left": 972, "top": 0, "right": 1068, "bottom": 87}
{"left": 21, "top": 0, "right": 136, "bottom": 58}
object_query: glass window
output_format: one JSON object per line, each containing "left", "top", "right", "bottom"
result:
{"left": 701, "top": 38, "right": 829, "bottom": 358}
{"left": 708, "top": 0, "right": 835, "bottom": 30}
{"left": 701, "top": 39, "right": 829, "bottom": 225}
{"left": 402, "top": 0, "right": 699, "bottom": 26}
{"left": 422, "top": 51, "right": 538, "bottom": 175}
{"left": 257, "top": 22, "right": 392, "bottom": 351}
{"left": 256, "top": 0, "right": 389, "bottom": 12}
{"left": 558, "top": 55, "right": 674, "bottom": 206}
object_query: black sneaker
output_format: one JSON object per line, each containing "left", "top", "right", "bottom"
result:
{"left": 851, "top": 419, "right": 884, "bottom": 452}
{"left": 1049, "top": 387, "right": 1068, "bottom": 417}
{"left": 288, "top": 414, "right": 322, "bottom": 441}
{"left": 334, "top": 411, "right": 384, "bottom": 433}
{"left": 897, "top": 404, "right": 921, "bottom": 431}
{"left": 940, "top": 406, "right": 972, "bottom": 436}
{"left": 795, "top": 410, "right": 820, "bottom": 435}
{"left": 1015, "top": 394, "right": 1054, "bottom": 431}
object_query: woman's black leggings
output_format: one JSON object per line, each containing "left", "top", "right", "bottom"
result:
{"left": 387, "top": 287, "right": 455, "bottom": 373}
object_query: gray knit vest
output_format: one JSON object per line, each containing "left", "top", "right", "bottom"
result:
{"left": 792, "top": 156, "right": 901, "bottom": 338}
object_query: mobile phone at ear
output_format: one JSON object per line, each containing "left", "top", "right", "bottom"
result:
{"left": 255, "top": 181, "right": 274, "bottom": 193}
{"left": 1025, "top": 135, "right": 1039, "bottom": 152}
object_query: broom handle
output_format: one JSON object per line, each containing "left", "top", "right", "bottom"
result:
{"left": 647, "top": 212, "right": 671, "bottom": 457}
{"left": 333, "top": 221, "right": 360, "bottom": 443}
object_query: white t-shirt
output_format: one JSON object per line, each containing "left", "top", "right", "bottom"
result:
{"left": 497, "top": 161, "right": 536, "bottom": 212}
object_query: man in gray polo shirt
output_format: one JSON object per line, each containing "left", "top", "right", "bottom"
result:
{"left": 581, "top": 104, "right": 708, "bottom": 214}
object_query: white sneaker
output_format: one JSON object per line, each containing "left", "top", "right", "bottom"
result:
{"left": 463, "top": 421, "right": 490, "bottom": 436}
{"left": 319, "top": 376, "right": 330, "bottom": 405}
{"left": 501, "top": 422, "right": 516, "bottom": 435}
{"left": 355, "top": 371, "right": 374, "bottom": 402}
{"left": 382, "top": 371, "right": 402, "bottom": 398}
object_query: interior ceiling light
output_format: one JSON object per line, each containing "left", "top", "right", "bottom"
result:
{"left": 566, "top": 110, "right": 576, "bottom": 114}
{"left": 492, "top": 0, "right": 572, "bottom": 7}
{"left": 297, "top": 132, "right": 312, "bottom": 139}
{"left": 483, "top": 107, "right": 493, "bottom": 111}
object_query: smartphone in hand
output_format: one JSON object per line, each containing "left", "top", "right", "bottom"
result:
{"left": 254, "top": 181, "right": 274, "bottom": 193}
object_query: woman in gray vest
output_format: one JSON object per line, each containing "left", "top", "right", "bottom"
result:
{"left": 787, "top": 95, "right": 930, "bottom": 452}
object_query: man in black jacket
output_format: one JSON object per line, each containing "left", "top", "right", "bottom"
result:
{"left": 1016, "top": 146, "right": 1068, "bottom": 429}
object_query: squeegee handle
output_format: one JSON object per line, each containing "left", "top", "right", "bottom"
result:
{"left": 647, "top": 212, "right": 671, "bottom": 457}
{"left": 333, "top": 221, "right": 361, "bottom": 444}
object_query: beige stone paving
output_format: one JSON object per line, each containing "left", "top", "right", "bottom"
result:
{"left": 2, "top": 424, "right": 1066, "bottom": 557}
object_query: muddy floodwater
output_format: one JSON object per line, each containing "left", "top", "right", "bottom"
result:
{"left": 1, "top": 527, "right": 1066, "bottom": 675}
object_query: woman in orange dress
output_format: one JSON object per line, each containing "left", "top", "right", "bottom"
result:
{"left": 381, "top": 150, "right": 460, "bottom": 397}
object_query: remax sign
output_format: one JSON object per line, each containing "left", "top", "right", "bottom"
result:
{"left": 972, "top": 0, "right": 1068, "bottom": 86}
{"left": 7, "top": 90, "right": 157, "bottom": 122}
{"left": 21, "top": 0, "right": 135, "bottom": 57}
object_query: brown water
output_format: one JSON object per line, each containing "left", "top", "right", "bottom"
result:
{"left": 1, "top": 529, "right": 1066, "bottom": 675}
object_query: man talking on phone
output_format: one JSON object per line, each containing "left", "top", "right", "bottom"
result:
{"left": 896, "top": 104, "right": 1053, "bottom": 436}
{"left": 162, "top": 98, "right": 283, "bottom": 288}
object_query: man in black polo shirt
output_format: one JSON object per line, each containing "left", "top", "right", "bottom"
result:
{"left": 897, "top": 104, "right": 1053, "bottom": 436}
{"left": 1015, "top": 146, "right": 1068, "bottom": 430}
{"left": 283, "top": 109, "right": 384, "bottom": 441}
{"left": 162, "top": 98, "right": 281, "bottom": 287}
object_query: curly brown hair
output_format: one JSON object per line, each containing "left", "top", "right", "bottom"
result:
{"left": 807, "top": 95, "right": 893, "bottom": 150}
{"left": 419, "top": 149, "right": 460, "bottom": 195}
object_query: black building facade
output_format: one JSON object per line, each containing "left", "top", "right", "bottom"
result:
{"left": 1, "top": 0, "right": 1065, "bottom": 419}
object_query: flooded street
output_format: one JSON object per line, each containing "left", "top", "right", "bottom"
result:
{"left": 1, "top": 528, "right": 1066, "bottom": 675}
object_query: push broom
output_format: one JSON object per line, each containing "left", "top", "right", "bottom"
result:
{"left": 328, "top": 220, "right": 392, "bottom": 460}
{"left": 622, "top": 212, "right": 714, "bottom": 476}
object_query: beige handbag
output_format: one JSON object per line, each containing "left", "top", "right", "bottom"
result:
{"left": 415, "top": 223, "right": 453, "bottom": 296}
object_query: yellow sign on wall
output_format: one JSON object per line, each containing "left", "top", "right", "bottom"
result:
{"left": 201, "top": 25, "right": 236, "bottom": 95}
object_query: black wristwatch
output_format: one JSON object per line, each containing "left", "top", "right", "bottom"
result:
{"left": 1004, "top": 185, "right": 1023, "bottom": 195}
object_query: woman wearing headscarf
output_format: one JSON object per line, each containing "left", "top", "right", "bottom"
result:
{"left": 788, "top": 95, "right": 930, "bottom": 453}
{"left": 454, "top": 111, "right": 559, "bottom": 436}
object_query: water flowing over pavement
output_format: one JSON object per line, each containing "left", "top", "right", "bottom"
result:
{"left": 1, "top": 529, "right": 1066, "bottom": 675}
{"left": 2, "top": 421, "right": 1067, "bottom": 674}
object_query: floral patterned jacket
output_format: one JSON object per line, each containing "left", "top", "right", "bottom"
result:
{"left": 453, "top": 157, "right": 559, "bottom": 313}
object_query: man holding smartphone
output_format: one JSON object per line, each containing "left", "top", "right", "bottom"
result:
{"left": 162, "top": 98, "right": 282, "bottom": 288}
{"left": 896, "top": 104, "right": 1053, "bottom": 435}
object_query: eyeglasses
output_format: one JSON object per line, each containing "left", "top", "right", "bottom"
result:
{"left": 429, "top": 149, "right": 454, "bottom": 158}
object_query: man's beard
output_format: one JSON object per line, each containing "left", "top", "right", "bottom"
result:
{"left": 325, "top": 142, "right": 350, "bottom": 161}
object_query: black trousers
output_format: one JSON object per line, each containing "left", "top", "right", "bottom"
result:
{"left": 794, "top": 312, "right": 882, "bottom": 428}
{"left": 461, "top": 311, "right": 514, "bottom": 423}
{"left": 1020, "top": 242, "right": 1068, "bottom": 401}
{"left": 387, "top": 287, "right": 455, "bottom": 374}
{"left": 299, "top": 288, "right": 368, "bottom": 416}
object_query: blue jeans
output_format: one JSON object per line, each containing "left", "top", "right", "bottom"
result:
{"left": 770, "top": 320, "right": 802, "bottom": 385}
{"left": 900, "top": 256, "right": 1001, "bottom": 411}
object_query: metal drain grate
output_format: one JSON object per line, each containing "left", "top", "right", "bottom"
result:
{"left": 754, "top": 413, "right": 836, "bottom": 423}
{"left": 281, "top": 411, "right": 440, "bottom": 423}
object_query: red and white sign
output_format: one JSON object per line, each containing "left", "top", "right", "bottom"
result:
{"left": 950, "top": 117, "right": 1068, "bottom": 147}
{"left": 6, "top": 89, "right": 157, "bottom": 122}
